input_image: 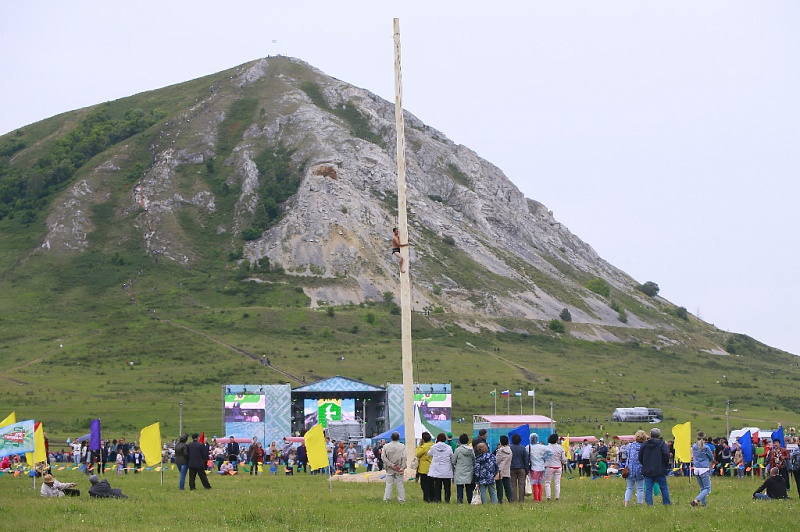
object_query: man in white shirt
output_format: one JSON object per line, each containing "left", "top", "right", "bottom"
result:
{"left": 581, "top": 440, "right": 593, "bottom": 477}
{"left": 40, "top": 474, "right": 80, "bottom": 497}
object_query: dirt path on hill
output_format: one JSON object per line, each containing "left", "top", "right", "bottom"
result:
{"left": 161, "top": 319, "right": 305, "bottom": 384}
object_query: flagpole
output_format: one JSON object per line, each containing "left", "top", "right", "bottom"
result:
{"left": 532, "top": 389, "right": 535, "bottom": 415}
{"left": 507, "top": 394, "right": 510, "bottom": 415}
{"left": 494, "top": 393, "right": 497, "bottom": 416}
{"left": 519, "top": 394, "right": 522, "bottom": 415}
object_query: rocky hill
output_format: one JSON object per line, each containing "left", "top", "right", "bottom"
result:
{"left": 3, "top": 56, "right": 732, "bottom": 350}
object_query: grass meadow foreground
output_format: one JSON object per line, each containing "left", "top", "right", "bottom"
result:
{"left": 0, "top": 467, "right": 794, "bottom": 531}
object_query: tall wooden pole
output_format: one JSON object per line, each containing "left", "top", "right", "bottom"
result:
{"left": 393, "top": 18, "right": 416, "bottom": 470}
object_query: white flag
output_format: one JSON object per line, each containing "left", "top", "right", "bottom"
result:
{"left": 527, "top": 390, "right": 535, "bottom": 397}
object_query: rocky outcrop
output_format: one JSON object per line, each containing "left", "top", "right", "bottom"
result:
{"left": 40, "top": 56, "right": 661, "bottom": 331}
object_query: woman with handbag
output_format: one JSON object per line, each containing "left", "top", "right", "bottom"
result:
{"left": 623, "top": 430, "right": 647, "bottom": 506}
{"left": 474, "top": 442, "right": 498, "bottom": 504}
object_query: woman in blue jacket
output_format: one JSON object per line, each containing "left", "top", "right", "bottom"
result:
{"left": 691, "top": 431, "right": 715, "bottom": 507}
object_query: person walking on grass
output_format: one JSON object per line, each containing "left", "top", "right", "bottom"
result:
{"left": 690, "top": 431, "right": 715, "bottom": 507}
{"left": 639, "top": 428, "right": 671, "bottom": 506}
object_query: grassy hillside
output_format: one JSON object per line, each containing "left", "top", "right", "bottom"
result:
{"left": 0, "top": 220, "right": 797, "bottom": 442}
{"left": 0, "top": 61, "right": 798, "bottom": 444}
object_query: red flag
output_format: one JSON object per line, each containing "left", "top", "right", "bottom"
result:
{"left": 199, "top": 432, "right": 205, "bottom": 444}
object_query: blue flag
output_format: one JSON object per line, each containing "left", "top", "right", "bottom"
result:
{"left": 737, "top": 430, "right": 753, "bottom": 463}
{"left": 508, "top": 424, "right": 531, "bottom": 446}
{"left": 771, "top": 426, "right": 784, "bottom": 448}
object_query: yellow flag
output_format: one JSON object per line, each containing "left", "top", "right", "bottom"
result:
{"left": 304, "top": 424, "right": 329, "bottom": 471}
{"left": 139, "top": 422, "right": 162, "bottom": 467}
{"left": 26, "top": 421, "right": 46, "bottom": 465}
{"left": 672, "top": 421, "right": 692, "bottom": 463}
{"left": 0, "top": 412, "right": 16, "bottom": 428}
{"left": 562, "top": 434, "right": 571, "bottom": 459}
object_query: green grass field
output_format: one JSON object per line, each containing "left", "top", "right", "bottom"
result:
{"left": 1, "top": 465, "right": 794, "bottom": 531}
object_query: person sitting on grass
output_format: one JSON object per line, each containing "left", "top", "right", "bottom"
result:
{"left": 218, "top": 461, "right": 236, "bottom": 475}
{"left": 88, "top": 474, "right": 127, "bottom": 498}
{"left": 40, "top": 473, "right": 80, "bottom": 497}
{"left": 753, "top": 468, "right": 788, "bottom": 500}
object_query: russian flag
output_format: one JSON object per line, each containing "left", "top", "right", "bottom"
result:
{"left": 501, "top": 390, "right": 510, "bottom": 397}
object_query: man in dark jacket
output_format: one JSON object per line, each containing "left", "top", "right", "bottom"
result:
{"left": 175, "top": 434, "right": 189, "bottom": 490}
{"left": 88, "top": 474, "right": 127, "bottom": 498}
{"left": 226, "top": 436, "right": 240, "bottom": 469}
{"left": 753, "top": 467, "right": 788, "bottom": 500}
{"left": 187, "top": 433, "right": 212, "bottom": 490}
{"left": 638, "top": 428, "right": 671, "bottom": 505}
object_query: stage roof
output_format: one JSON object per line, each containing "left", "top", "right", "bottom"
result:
{"left": 292, "top": 375, "right": 385, "bottom": 393}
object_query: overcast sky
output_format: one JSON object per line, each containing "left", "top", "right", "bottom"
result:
{"left": 2, "top": 1, "right": 798, "bottom": 355}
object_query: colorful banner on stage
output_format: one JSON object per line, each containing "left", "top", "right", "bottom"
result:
{"left": 414, "top": 384, "right": 452, "bottom": 434}
{"left": 314, "top": 398, "right": 355, "bottom": 428}
{"left": 0, "top": 419, "right": 35, "bottom": 459}
{"left": 224, "top": 393, "right": 266, "bottom": 423}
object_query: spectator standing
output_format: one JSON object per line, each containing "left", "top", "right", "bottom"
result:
{"left": 187, "top": 433, "right": 212, "bottom": 490}
{"left": 427, "top": 433, "right": 454, "bottom": 503}
{"left": 474, "top": 442, "right": 498, "bottom": 504}
{"left": 247, "top": 437, "right": 261, "bottom": 476}
{"left": 416, "top": 432, "right": 434, "bottom": 502}
{"left": 624, "top": 431, "right": 646, "bottom": 506}
{"left": 580, "top": 440, "right": 593, "bottom": 477}
{"left": 451, "top": 434, "right": 475, "bottom": 504}
{"left": 544, "top": 433, "right": 567, "bottom": 501}
{"left": 509, "top": 433, "right": 529, "bottom": 503}
{"left": 382, "top": 432, "right": 406, "bottom": 503}
{"left": 768, "top": 438, "right": 790, "bottom": 489}
{"left": 495, "top": 435, "right": 513, "bottom": 503}
{"left": 346, "top": 442, "right": 357, "bottom": 474}
{"left": 175, "top": 434, "right": 189, "bottom": 489}
{"left": 528, "top": 433, "right": 548, "bottom": 502}
{"left": 639, "top": 428, "right": 671, "bottom": 506}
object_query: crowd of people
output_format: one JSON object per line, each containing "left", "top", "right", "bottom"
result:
{"left": 11, "top": 423, "right": 798, "bottom": 505}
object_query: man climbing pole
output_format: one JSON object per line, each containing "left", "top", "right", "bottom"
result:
{"left": 391, "top": 227, "right": 409, "bottom": 273}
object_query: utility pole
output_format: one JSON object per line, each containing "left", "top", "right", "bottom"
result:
{"left": 726, "top": 399, "right": 730, "bottom": 437}
{"left": 179, "top": 401, "right": 183, "bottom": 436}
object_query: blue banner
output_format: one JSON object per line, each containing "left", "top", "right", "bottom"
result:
{"left": 0, "top": 419, "right": 35, "bottom": 458}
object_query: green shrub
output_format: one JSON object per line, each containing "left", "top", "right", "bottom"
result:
{"left": 365, "top": 312, "right": 376, "bottom": 324}
{"left": 636, "top": 281, "right": 660, "bottom": 297}
{"left": 432, "top": 284, "right": 442, "bottom": 296}
{"left": 675, "top": 306, "right": 688, "bottom": 320}
{"left": 586, "top": 278, "right": 610, "bottom": 297}
{"left": 548, "top": 319, "right": 565, "bottom": 333}
{"left": 559, "top": 308, "right": 572, "bottom": 322}
{"left": 443, "top": 235, "right": 455, "bottom": 246}
{"left": 617, "top": 307, "right": 628, "bottom": 323}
